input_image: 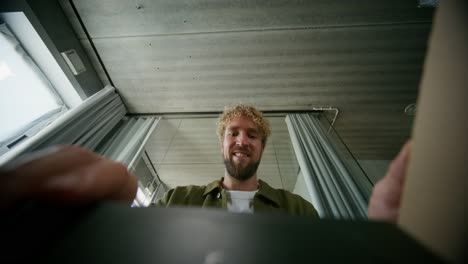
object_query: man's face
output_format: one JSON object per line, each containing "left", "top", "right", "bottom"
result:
{"left": 221, "top": 116, "right": 265, "bottom": 181}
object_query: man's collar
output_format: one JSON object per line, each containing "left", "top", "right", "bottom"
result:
{"left": 256, "top": 179, "right": 280, "bottom": 206}
{"left": 203, "top": 178, "right": 280, "bottom": 206}
{"left": 203, "top": 178, "right": 223, "bottom": 196}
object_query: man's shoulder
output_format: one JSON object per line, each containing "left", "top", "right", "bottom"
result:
{"left": 258, "top": 180, "right": 318, "bottom": 217}
{"left": 275, "top": 188, "right": 305, "bottom": 199}
{"left": 277, "top": 189, "right": 318, "bottom": 217}
{"left": 259, "top": 180, "right": 307, "bottom": 203}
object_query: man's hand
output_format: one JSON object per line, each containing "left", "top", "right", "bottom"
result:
{"left": 0, "top": 145, "right": 138, "bottom": 208}
{"left": 368, "top": 141, "right": 411, "bottom": 222}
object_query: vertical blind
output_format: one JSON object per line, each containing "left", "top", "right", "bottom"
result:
{"left": 286, "top": 113, "right": 372, "bottom": 219}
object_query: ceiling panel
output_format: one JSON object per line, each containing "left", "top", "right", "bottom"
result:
{"left": 92, "top": 24, "right": 429, "bottom": 114}
{"left": 72, "top": 0, "right": 432, "bottom": 38}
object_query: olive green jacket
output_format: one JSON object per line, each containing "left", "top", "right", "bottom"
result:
{"left": 153, "top": 178, "right": 319, "bottom": 218}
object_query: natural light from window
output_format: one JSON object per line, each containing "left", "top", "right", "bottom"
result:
{"left": 0, "top": 23, "right": 62, "bottom": 144}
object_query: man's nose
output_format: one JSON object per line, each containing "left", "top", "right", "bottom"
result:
{"left": 236, "top": 133, "right": 249, "bottom": 146}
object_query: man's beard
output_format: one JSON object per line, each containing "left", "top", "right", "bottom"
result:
{"left": 224, "top": 157, "right": 261, "bottom": 181}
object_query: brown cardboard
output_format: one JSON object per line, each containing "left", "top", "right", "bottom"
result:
{"left": 398, "top": 0, "right": 468, "bottom": 262}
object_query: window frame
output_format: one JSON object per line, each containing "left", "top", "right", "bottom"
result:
{"left": 0, "top": 10, "right": 84, "bottom": 156}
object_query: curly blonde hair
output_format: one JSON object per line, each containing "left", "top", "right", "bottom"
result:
{"left": 216, "top": 104, "right": 271, "bottom": 145}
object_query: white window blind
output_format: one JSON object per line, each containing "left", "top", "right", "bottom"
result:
{"left": 286, "top": 113, "right": 372, "bottom": 219}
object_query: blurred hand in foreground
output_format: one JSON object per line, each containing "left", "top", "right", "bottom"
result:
{"left": 368, "top": 141, "right": 411, "bottom": 222}
{"left": 0, "top": 145, "right": 137, "bottom": 209}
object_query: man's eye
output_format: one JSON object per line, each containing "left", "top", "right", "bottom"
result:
{"left": 249, "top": 135, "right": 257, "bottom": 139}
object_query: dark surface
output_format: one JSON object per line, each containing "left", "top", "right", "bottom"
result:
{"left": 2, "top": 203, "right": 445, "bottom": 263}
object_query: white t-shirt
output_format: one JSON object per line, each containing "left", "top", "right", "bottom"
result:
{"left": 226, "top": 190, "right": 258, "bottom": 214}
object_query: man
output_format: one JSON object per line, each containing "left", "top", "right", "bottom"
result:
{"left": 0, "top": 105, "right": 408, "bottom": 222}
{"left": 154, "top": 104, "right": 318, "bottom": 217}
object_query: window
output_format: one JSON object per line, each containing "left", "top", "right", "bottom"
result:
{"left": 0, "top": 21, "right": 66, "bottom": 155}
